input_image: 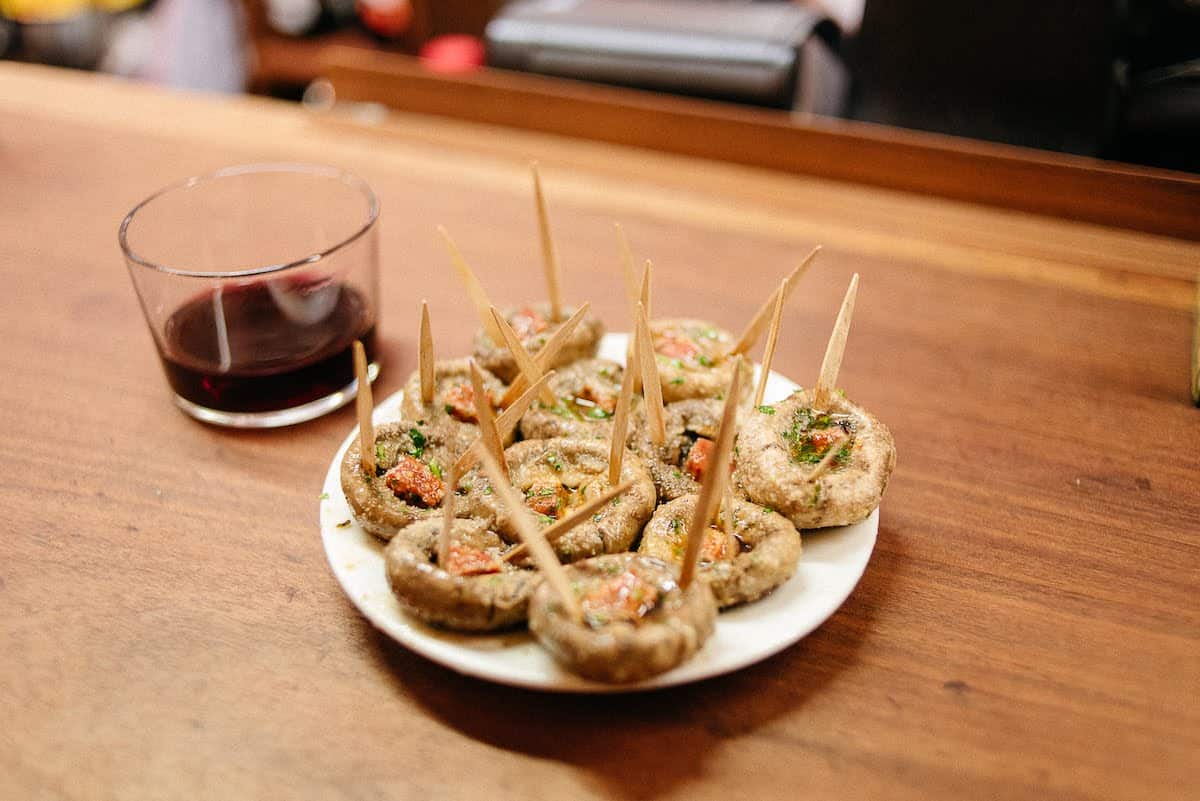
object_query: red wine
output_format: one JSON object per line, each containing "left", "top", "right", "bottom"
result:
{"left": 159, "top": 279, "right": 376, "bottom": 414}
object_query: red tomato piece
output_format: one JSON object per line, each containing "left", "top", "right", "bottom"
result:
{"left": 701, "top": 526, "right": 737, "bottom": 562}
{"left": 656, "top": 335, "right": 699, "bottom": 361}
{"left": 525, "top": 482, "right": 564, "bottom": 519}
{"left": 442, "top": 382, "right": 478, "bottom": 422}
{"left": 384, "top": 455, "right": 445, "bottom": 507}
{"left": 510, "top": 307, "right": 549, "bottom": 339}
{"left": 581, "top": 570, "right": 660, "bottom": 624}
{"left": 444, "top": 544, "right": 501, "bottom": 576}
{"left": 684, "top": 437, "right": 715, "bottom": 481}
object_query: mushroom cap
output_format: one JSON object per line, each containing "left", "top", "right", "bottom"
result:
{"left": 472, "top": 302, "right": 604, "bottom": 384}
{"left": 529, "top": 553, "right": 717, "bottom": 683}
{"left": 733, "top": 390, "right": 896, "bottom": 529}
{"left": 385, "top": 517, "right": 541, "bottom": 632}
{"left": 639, "top": 494, "right": 802, "bottom": 608}
{"left": 340, "top": 419, "right": 469, "bottom": 540}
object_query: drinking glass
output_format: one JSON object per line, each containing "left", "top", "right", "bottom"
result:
{"left": 120, "top": 163, "right": 380, "bottom": 428}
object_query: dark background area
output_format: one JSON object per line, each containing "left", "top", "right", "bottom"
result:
{"left": 3, "top": 0, "right": 1197, "bottom": 172}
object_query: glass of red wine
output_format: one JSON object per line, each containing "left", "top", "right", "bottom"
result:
{"left": 120, "top": 163, "right": 380, "bottom": 428}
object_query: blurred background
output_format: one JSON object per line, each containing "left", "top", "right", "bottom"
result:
{"left": 1, "top": 0, "right": 1196, "bottom": 172}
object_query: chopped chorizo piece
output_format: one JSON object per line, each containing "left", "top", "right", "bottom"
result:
{"left": 580, "top": 569, "right": 661, "bottom": 626}
{"left": 384, "top": 455, "right": 445, "bottom": 507}
{"left": 683, "top": 437, "right": 715, "bottom": 481}
{"left": 577, "top": 383, "right": 617, "bottom": 415}
{"left": 656, "top": 334, "right": 699, "bottom": 361}
{"left": 525, "top": 481, "right": 566, "bottom": 519}
{"left": 511, "top": 307, "right": 550, "bottom": 339}
{"left": 442, "top": 382, "right": 478, "bottom": 422}
{"left": 443, "top": 544, "right": 502, "bottom": 576}
{"left": 700, "top": 526, "right": 738, "bottom": 562}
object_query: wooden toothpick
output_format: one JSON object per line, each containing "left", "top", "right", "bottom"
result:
{"left": 721, "top": 484, "right": 737, "bottom": 535}
{"left": 607, "top": 353, "right": 637, "bottom": 485}
{"left": 616, "top": 225, "right": 641, "bottom": 392}
{"left": 531, "top": 163, "right": 563, "bottom": 322}
{"left": 477, "top": 449, "right": 582, "bottom": 622}
{"left": 490, "top": 306, "right": 556, "bottom": 406}
{"left": 639, "top": 259, "right": 652, "bottom": 321}
{"left": 731, "top": 246, "right": 821, "bottom": 356}
{"left": 752, "top": 275, "right": 789, "bottom": 408}
{"left": 437, "top": 463, "right": 460, "bottom": 570}
{"left": 497, "top": 302, "right": 590, "bottom": 407}
{"left": 469, "top": 360, "right": 507, "bottom": 482}
{"left": 452, "top": 371, "right": 555, "bottom": 476}
{"left": 615, "top": 223, "right": 639, "bottom": 308}
{"left": 503, "top": 479, "right": 635, "bottom": 562}
{"left": 437, "top": 225, "right": 505, "bottom": 345}
{"left": 353, "top": 340, "right": 375, "bottom": 475}
{"left": 419, "top": 300, "right": 435, "bottom": 405}
{"left": 813, "top": 273, "right": 859, "bottom": 410}
{"left": 680, "top": 357, "right": 743, "bottom": 589}
{"left": 635, "top": 301, "right": 666, "bottom": 445}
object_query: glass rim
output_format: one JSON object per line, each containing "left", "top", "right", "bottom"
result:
{"left": 118, "top": 162, "right": 380, "bottom": 279}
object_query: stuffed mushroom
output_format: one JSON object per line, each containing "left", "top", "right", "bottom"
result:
{"left": 528, "top": 552, "right": 717, "bottom": 683}
{"left": 627, "top": 397, "right": 745, "bottom": 502}
{"left": 463, "top": 438, "right": 656, "bottom": 563}
{"left": 400, "top": 358, "right": 508, "bottom": 455}
{"left": 733, "top": 389, "right": 896, "bottom": 529}
{"left": 651, "top": 318, "right": 753, "bottom": 403}
{"left": 638, "top": 495, "right": 801, "bottom": 608}
{"left": 519, "top": 358, "right": 623, "bottom": 441}
{"left": 340, "top": 420, "right": 467, "bottom": 541}
{"left": 473, "top": 302, "right": 603, "bottom": 384}
{"left": 384, "top": 517, "right": 541, "bottom": 631}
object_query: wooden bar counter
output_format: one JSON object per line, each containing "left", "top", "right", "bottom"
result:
{"left": 0, "top": 63, "right": 1196, "bottom": 801}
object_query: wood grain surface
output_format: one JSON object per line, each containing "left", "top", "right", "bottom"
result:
{"left": 1, "top": 64, "right": 1197, "bottom": 801}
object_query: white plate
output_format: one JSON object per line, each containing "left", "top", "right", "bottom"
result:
{"left": 319, "top": 333, "right": 879, "bottom": 692}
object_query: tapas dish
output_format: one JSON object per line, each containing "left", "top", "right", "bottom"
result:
{"left": 321, "top": 167, "right": 895, "bottom": 690}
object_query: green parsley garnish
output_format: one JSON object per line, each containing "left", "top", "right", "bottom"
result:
{"left": 545, "top": 452, "right": 564, "bottom": 472}
{"left": 428, "top": 460, "right": 443, "bottom": 479}
{"left": 375, "top": 442, "right": 388, "bottom": 464}
{"left": 318, "top": 492, "right": 330, "bottom": 501}
{"left": 697, "top": 354, "right": 714, "bottom": 367}
{"left": 762, "top": 506, "right": 773, "bottom": 514}
{"left": 407, "top": 428, "right": 427, "bottom": 457}
{"left": 669, "top": 377, "right": 685, "bottom": 385}
{"left": 757, "top": 405, "right": 775, "bottom": 415}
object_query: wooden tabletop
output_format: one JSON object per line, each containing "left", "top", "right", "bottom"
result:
{"left": 2, "top": 63, "right": 1197, "bottom": 801}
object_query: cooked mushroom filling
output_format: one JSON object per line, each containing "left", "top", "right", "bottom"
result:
{"left": 510, "top": 306, "right": 550, "bottom": 339}
{"left": 579, "top": 568, "right": 664, "bottom": 628}
{"left": 520, "top": 453, "right": 606, "bottom": 521}
{"left": 682, "top": 436, "right": 714, "bottom": 481}
{"left": 541, "top": 384, "right": 617, "bottom": 421}
{"left": 653, "top": 322, "right": 723, "bottom": 371}
{"left": 377, "top": 427, "right": 446, "bottom": 508}
{"left": 781, "top": 406, "right": 856, "bottom": 469}
{"left": 441, "top": 381, "right": 482, "bottom": 422}
{"left": 439, "top": 542, "right": 505, "bottom": 577}
{"left": 661, "top": 516, "right": 751, "bottom": 563}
